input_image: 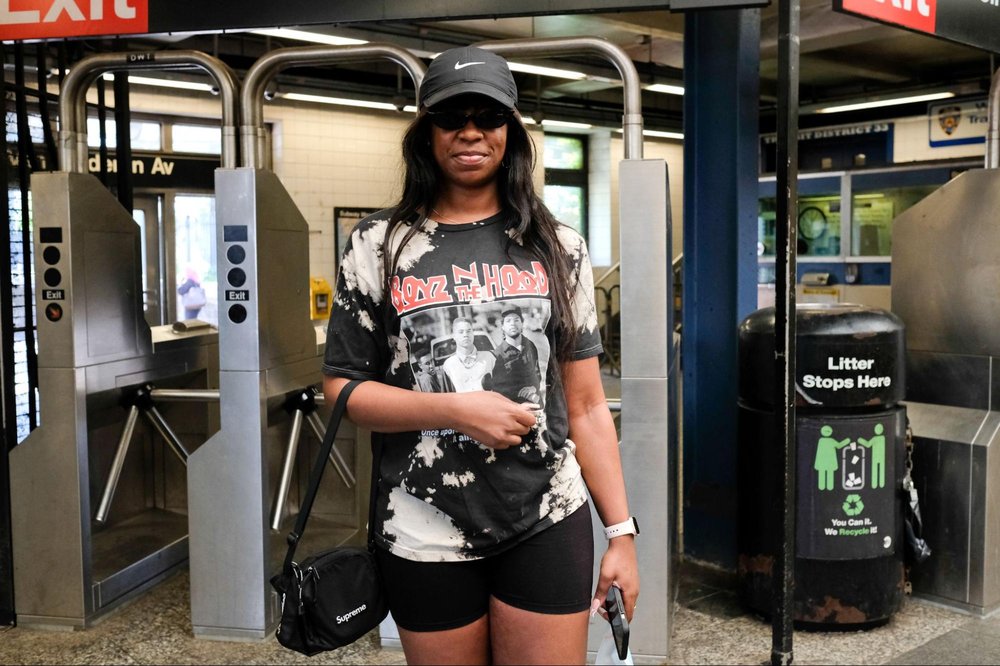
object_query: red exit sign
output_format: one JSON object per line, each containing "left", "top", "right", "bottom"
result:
{"left": 834, "top": 0, "right": 1000, "bottom": 53}
{"left": 0, "top": 0, "right": 148, "bottom": 41}
{"left": 840, "top": 0, "right": 936, "bottom": 33}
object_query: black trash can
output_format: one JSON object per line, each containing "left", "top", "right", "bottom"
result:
{"left": 737, "top": 303, "right": 906, "bottom": 629}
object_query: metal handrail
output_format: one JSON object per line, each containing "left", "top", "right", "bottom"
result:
{"left": 595, "top": 262, "right": 621, "bottom": 288}
{"left": 240, "top": 44, "right": 427, "bottom": 168}
{"left": 473, "top": 37, "right": 643, "bottom": 160}
{"left": 59, "top": 51, "right": 240, "bottom": 172}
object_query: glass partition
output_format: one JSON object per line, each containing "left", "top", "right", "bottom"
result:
{"left": 758, "top": 175, "right": 841, "bottom": 259}
{"left": 850, "top": 185, "right": 936, "bottom": 256}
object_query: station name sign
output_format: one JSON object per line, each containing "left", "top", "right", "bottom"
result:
{"left": 2, "top": 0, "right": 768, "bottom": 42}
{"left": 834, "top": 0, "right": 1000, "bottom": 54}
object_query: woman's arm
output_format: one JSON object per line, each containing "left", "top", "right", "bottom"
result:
{"left": 323, "top": 376, "right": 536, "bottom": 449}
{"left": 562, "top": 355, "right": 639, "bottom": 621}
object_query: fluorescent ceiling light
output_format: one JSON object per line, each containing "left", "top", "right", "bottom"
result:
{"left": 506, "top": 62, "right": 586, "bottom": 80}
{"left": 615, "top": 127, "right": 684, "bottom": 140}
{"left": 643, "top": 129, "right": 684, "bottom": 140}
{"left": 541, "top": 119, "right": 592, "bottom": 129}
{"left": 253, "top": 32, "right": 584, "bottom": 81}
{"left": 816, "top": 91, "right": 954, "bottom": 114}
{"left": 249, "top": 28, "right": 367, "bottom": 46}
{"left": 281, "top": 91, "right": 416, "bottom": 113}
{"left": 645, "top": 83, "right": 685, "bottom": 96}
{"left": 102, "top": 73, "right": 215, "bottom": 92}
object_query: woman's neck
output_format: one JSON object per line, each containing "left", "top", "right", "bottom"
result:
{"left": 432, "top": 186, "right": 501, "bottom": 224}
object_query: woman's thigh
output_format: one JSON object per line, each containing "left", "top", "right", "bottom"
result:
{"left": 398, "top": 615, "right": 491, "bottom": 666}
{"left": 375, "top": 549, "right": 492, "bottom": 663}
{"left": 489, "top": 596, "right": 590, "bottom": 665}
{"left": 488, "top": 504, "right": 595, "bottom": 664}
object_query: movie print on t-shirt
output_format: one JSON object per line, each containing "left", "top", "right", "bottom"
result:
{"left": 323, "top": 209, "right": 602, "bottom": 562}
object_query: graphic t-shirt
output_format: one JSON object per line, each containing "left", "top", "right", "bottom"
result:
{"left": 322, "top": 209, "right": 602, "bottom": 562}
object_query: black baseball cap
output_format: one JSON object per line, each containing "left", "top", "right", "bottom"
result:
{"left": 420, "top": 46, "right": 518, "bottom": 110}
{"left": 501, "top": 305, "right": 523, "bottom": 320}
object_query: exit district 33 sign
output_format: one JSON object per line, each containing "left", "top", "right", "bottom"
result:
{"left": 835, "top": 0, "right": 1000, "bottom": 54}
{"left": 796, "top": 412, "right": 900, "bottom": 561}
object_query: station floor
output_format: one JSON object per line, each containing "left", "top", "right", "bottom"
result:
{"left": 0, "top": 560, "right": 997, "bottom": 665}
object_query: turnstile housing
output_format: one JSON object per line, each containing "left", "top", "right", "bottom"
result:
{"left": 10, "top": 172, "right": 217, "bottom": 627}
{"left": 189, "top": 168, "right": 367, "bottom": 640}
{"left": 892, "top": 167, "right": 1000, "bottom": 614}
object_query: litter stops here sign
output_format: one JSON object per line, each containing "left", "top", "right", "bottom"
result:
{"left": 797, "top": 413, "right": 897, "bottom": 560}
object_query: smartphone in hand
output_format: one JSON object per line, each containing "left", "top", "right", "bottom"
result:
{"left": 605, "top": 585, "right": 630, "bottom": 660}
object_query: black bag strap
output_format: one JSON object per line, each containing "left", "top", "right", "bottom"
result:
{"left": 281, "top": 379, "right": 372, "bottom": 576}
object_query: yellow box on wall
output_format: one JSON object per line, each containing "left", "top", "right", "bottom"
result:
{"left": 310, "top": 277, "right": 333, "bottom": 320}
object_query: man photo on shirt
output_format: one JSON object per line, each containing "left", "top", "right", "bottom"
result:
{"left": 441, "top": 317, "right": 496, "bottom": 392}
{"left": 491, "top": 305, "right": 543, "bottom": 406}
{"left": 414, "top": 353, "right": 443, "bottom": 393}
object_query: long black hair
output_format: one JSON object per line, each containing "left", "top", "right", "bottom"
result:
{"left": 383, "top": 110, "right": 579, "bottom": 361}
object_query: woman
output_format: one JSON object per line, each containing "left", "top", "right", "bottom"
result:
{"left": 177, "top": 264, "right": 206, "bottom": 320}
{"left": 323, "top": 45, "right": 638, "bottom": 665}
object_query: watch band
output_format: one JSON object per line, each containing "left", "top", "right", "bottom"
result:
{"left": 604, "top": 517, "right": 639, "bottom": 539}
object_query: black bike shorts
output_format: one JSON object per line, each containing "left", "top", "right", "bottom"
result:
{"left": 375, "top": 502, "right": 594, "bottom": 632}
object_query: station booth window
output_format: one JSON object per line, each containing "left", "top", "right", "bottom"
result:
{"left": 756, "top": 162, "right": 977, "bottom": 290}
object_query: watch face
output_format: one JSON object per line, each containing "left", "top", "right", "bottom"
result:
{"left": 798, "top": 206, "right": 828, "bottom": 240}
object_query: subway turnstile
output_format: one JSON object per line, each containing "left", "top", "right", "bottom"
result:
{"left": 8, "top": 51, "right": 237, "bottom": 628}
{"left": 187, "top": 44, "right": 426, "bottom": 640}
{"left": 891, "top": 68, "right": 1000, "bottom": 615}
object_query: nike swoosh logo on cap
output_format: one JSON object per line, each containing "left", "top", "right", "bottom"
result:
{"left": 454, "top": 61, "right": 485, "bottom": 70}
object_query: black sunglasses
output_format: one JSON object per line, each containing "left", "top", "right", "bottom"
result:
{"left": 427, "top": 108, "right": 512, "bottom": 131}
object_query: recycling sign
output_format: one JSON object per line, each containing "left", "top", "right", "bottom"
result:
{"left": 797, "top": 412, "right": 900, "bottom": 560}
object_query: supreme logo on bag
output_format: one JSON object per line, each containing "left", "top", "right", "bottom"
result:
{"left": 336, "top": 603, "right": 367, "bottom": 625}
{"left": 1, "top": 0, "right": 149, "bottom": 41}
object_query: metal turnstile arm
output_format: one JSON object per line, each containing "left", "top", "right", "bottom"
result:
{"left": 95, "top": 404, "right": 142, "bottom": 524}
{"left": 271, "top": 409, "right": 305, "bottom": 532}
{"left": 143, "top": 405, "right": 191, "bottom": 462}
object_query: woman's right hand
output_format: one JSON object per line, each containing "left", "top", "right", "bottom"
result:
{"left": 449, "top": 392, "right": 538, "bottom": 449}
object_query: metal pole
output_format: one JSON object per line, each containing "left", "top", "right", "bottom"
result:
{"left": 305, "top": 411, "right": 355, "bottom": 488}
{"left": 772, "top": 1, "right": 799, "bottom": 664}
{"left": 271, "top": 409, "right": 304, "bottom": 531}
{"left": 95, "top": 405, "right": 140, "bottom": 524}
{"left": 473, "top": 37, "right": 643, "bottom": 160}
{"left": 240, "top": 44, "right": 427, "bottom": 168}
{"left": 149, "top": 388, "right": 221, "bottom": 402}
{"left": 143, "top": 406, "right": 190, "bottom": 463}
{"left": 58, "top": 51, "right": 240, "bottom": 172}
{"left": 987, "top": 66, "right": 1000, "bottom": 169}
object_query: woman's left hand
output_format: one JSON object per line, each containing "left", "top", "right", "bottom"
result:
{"left": 592, "top": 536, "right": 640, "bottom": 622}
